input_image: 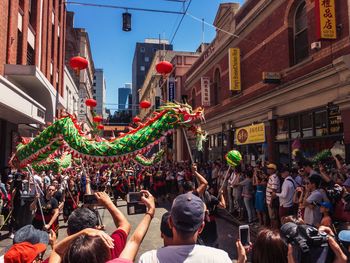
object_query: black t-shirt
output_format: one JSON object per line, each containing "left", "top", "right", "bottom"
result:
{"left": 38, "top": 196, "right": 58, "bottom": 217}
{"left": 54, "top": 190, "right": 63, "bottom": 203}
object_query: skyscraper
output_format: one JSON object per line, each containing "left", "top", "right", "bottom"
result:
{"left": 132, "top": 39, "right": 173, "bottom": 115}
{"left": 118, "top": 83, "right": 131, "bottom": 111}
{"left": 93, "top": 69, "right": 107, "bottom": 119}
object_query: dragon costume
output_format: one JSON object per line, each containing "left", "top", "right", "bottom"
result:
{"left": 10, "top": 102, "right": 205, "bottom": 169}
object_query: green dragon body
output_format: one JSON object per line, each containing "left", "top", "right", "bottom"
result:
{"left": 11, "top": 102, "right": 205, "bottom": 169}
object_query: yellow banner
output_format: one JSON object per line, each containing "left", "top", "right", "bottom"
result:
{"left": 316, "top": 0, "right": 337, "bottom": 39}
{"left": 235, "top": 123, "right": 265, "bottom": 145}
{"left": 228, "top": 48, "right": 241, "bottom": 91}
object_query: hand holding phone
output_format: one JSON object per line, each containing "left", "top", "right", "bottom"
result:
{"left": 239, "top": 225, "right": 250, "bottom": 247}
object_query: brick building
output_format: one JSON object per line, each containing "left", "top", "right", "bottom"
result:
{"left": 184, "top": 1, "right": 350, "bottom": 164}
{"left": 0, "top": 0, "right": 66, "bottom": 170}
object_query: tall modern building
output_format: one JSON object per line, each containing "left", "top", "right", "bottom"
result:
{"left": 118, "top": 83, "right": 131, "bottom": 111}
{"left": 132, "top": 39, "right": 173, "bottom": 115}
{"left": 93, "top": 69, "right": 107, "bottom": 119}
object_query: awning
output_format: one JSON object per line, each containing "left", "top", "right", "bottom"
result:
{"left": 0, "top": 76, "right": 45, "bottom": 124}
{"left": 4, "top": 64, "right": 59, "bottom": 122}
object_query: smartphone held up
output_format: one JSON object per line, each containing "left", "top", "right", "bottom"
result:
{"left": 126, "top": 192, "right": 146, "bottom": 215}
{"left": 239, "top": 225, "right": 250, "bottom": 247}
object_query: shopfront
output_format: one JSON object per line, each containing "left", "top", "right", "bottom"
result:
{"left": 275, "top": 103, "right": 344, "bottom": 165}
{"left": 234, "top": 123, "right": 267, "bottom": 166}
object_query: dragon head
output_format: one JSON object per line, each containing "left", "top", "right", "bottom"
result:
{"left": 159, "top": 101, "right": 205, "bottom": 126}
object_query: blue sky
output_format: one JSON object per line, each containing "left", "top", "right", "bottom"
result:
{"left": 67, "top": 0, "right": 244, "bottom": 108}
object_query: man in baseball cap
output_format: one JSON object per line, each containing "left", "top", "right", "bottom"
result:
{"left": 139, "top": 193, "right": 231, "bottom": 263}
{"left": 4, "top": 242, "right": 46, "bottom": 263}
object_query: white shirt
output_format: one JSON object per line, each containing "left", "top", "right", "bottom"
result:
{"left": 139, "top": 244, "right": 231, "bottom": 263}
{"left": 276, "top": 176, "right": 295, "bottom": 207}
{"left": 266, "top": 173, "right": 280, "bottom": 205}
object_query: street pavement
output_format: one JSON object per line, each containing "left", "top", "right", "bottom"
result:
{"left": 0, "top": 199, "right": 245, "bottom": 262}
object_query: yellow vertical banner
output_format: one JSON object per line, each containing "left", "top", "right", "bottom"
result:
{"left": 315, "top": 0, "right": 337, "bottom": 39}
{"left": 228, "top": 48, "right": 241, "bottom": 91}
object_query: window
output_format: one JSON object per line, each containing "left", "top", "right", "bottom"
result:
{"left": 212, "top": 69, "right": 221, "bottom": 105}
{"left": 27, "top": 44, "right": 35, "bottom": 65}
{"left": 145, "top": 57, "right": 149, "bottom": 62}
{"left": 140, "top": 66, "right": 145, "bottom": 71}
{"left": 301, "top": 112, "right": 313, "bottom": 137}
{"left": 140, "top": 47, "right": 145, "bottom": 53}
{"left": 29, "top": 0, "right": 37, "bottom": 29}
{"left": 293, "top": 1, "right": 309, "bottom": 64}
{"left": 289, "top": 115, "right": 300, "bottom": 139}
{"left": 16, "top": 30, "right": 23, "bottom": 64}
{"left": 315, "top": 110, "right": 327, "bottom": 136}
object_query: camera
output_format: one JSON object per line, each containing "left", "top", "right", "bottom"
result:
{"left": 126, "top": 192, "right": 146, "bottom": 215}
{"left": 281, "top": 223, "right": 328, "bottom": 253}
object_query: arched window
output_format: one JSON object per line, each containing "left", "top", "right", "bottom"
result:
{"left": 191, "top": 89, "right": 196, "bottom": 109}
{"left": 213, "top": 69, "right": 221, "bottom": 105}
{"left": 293, "top": 1, "right": 309, "bottom": 64}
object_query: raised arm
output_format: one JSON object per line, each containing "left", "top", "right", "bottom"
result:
{"left": 192, "top": 163, "right": 208, "bottom": 197}
{"left": 119, "top": 190, "right": 155, "bottom": 261}
{"left": 95, "top": 192, "right": 131, "bottom": 235}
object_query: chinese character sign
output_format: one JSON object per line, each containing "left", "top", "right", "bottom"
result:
{"left": 235, "top": 123, "right": 265, "bottom": 145}
{"left": 315, "top": 0, "right": 337, "bottom": 39}
{"left": 229, "top": 48, "right": 241, "bottom": 91}
{"left": 201, "top": 77, "right": 210, "bottom": 107}
{"left": 168, "top": 77, "right": 175, "bottom": 102}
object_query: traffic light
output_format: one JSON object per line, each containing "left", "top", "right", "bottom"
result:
{"left": 122, "top": 12, "right": 131, "bottom": 31}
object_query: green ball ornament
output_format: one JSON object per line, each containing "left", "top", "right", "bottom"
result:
{"left": 225, "top": 150, "right": 242, "bottom": 167}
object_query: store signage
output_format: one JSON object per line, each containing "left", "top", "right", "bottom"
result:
{"left": 235, "top": 123, "right": 265, "bottom": 145}
{"left": 78, "top": 88, "right": 87, "bottom": 123}
{"left": 228, "top": 48, "right": 241, "bottom": 91}
{"left": 168, "top": 77, "right": 175, "bottom": 102}
{"left": 201, "top": 77, "right": 210, "bottom": 106}
{"left": 262, "top": 72, "right": 281, "bottom": 84}
{"left": 327, "top": 103, "right": 343, "bottom": 134}
{"left": 315, "top": 0, "right": 337, "bottom": 39}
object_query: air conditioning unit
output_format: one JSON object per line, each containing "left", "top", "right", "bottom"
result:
{"left": 311, "top": 41, "right": 321, "bottom": 50}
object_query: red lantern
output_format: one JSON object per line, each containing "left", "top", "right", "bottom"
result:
{"left": 93, "top": 116, "right": 103, "bottom": 123}
{"left": 156, "top": 61, "right": 173, "bottom": 75}
{"left": 97, "top": 124, "right": 104, "bottom": 130}
{"left": 140, "top": 100, "right": 151, "bottom": 109}
{"left": 69, "top": 56, "right": 88, "bottom": 71}
{"left": 85, "top": 99, "right": 97, "bottom": 108}
{"left": 133, "top": 116, "right": 141, "bottom": 123}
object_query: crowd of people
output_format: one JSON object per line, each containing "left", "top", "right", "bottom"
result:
{"left": 0, "top": 152, "right": 350, "bottom": 263}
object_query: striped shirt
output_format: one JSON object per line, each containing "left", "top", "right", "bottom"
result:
{"left": 266, "top": 174, "right": 280, "bottom": 205}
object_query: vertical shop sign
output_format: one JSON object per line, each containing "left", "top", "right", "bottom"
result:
{"left": 315, "top": 0, "right": 337, "bottom": 39}
{"left": 168, "top": 77, "right": 175, "bottom": 102}
{"left": 228, "top": 48, "right": 241, "bottom": 91}
{"left": 78, "top": 88, "right": 87, "bottom": 123}
{"left": 201, "top": 77, "right": 210, "bottom": 106}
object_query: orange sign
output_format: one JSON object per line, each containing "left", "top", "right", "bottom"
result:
{"left": 315, "top": 0, "right": 337, "bottom": 39}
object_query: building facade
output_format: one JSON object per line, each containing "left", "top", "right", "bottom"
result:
{"left": 0, "top": 0, "right": 67, "bottom": 170}
{"left": 131, "top": 38, "right": 173, "bottom": 115}
{"left": 138, "top": 50, "right": 201, "bottom": 161}
{"left": 63, "top": 66, "right": 79, "bottom": 116}
{"left": 65, "top": 11, "right": 95, "bottom": 129}
{"left": 184, "top": 1, "right": 350, "bottom": 164}
{"left": 94, "top": 69, "right": 107, "bottom": 119}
